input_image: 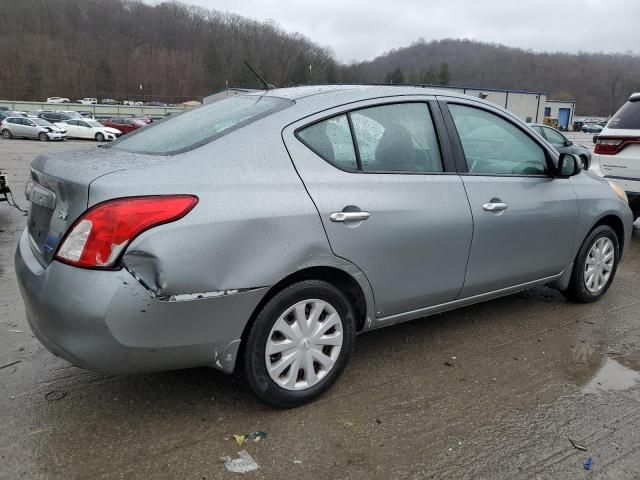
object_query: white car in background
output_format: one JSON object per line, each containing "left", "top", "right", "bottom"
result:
{"left": 591, "top": 92, "right": 640, "bottom": 222}
{"left": 1, "top": 116, "right": 67, "bottom": 141}
{"left": 46, "top": 97, "right": 71, "bottom": 104}
{"left": 61, "top": 119, "right": 121, "bottom": 141}
{"left": 77, "top": 98, "right": 98, "bottom": 105}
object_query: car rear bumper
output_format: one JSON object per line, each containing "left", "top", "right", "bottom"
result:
{"left": 15, "top": 229, "right": 267, "bottom": 375}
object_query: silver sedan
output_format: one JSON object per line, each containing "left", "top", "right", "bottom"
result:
{"left": 15, "top": 86, "right": 634, "bottom": 407}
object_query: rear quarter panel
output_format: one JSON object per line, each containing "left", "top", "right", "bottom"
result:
{"left": 88, "top": 117, "right": 360, "bottom": 301}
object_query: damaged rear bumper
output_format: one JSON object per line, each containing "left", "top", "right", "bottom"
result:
{"left": 15, "top": 229, "right": 267, "bottom": 375}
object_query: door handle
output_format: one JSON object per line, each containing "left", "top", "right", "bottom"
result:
{"left": 482, "top": 202, "right": 508, "bottom": 212}
{"left": 330, "top": 211, "right": 371, "bottom": 222}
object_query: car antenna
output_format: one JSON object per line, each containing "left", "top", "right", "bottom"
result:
{"left": 243, "top": 61, "right": 275, "bottom": 90}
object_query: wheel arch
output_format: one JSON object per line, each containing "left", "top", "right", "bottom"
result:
{"left": 592, "top": 214, "right": 625, "bottom": 254}
{"left": 239, "top": 265, "right": 372, "bottom": 354}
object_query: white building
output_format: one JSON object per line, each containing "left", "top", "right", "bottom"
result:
{"left": 418, "top": 85, "right": 576, "bottom": 130}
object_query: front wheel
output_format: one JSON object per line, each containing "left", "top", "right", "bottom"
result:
{"left": 579, "top": 155, "right": 589, "bottom": 171}
{"left": 244, "top": 280, "right": 356, "bottom": 407}
{"left": 95, "top": 132, "right": 105, "bottom": 142}
{"left": 565, "top": 225, "right": 619, "bottom": 303}
{"left": 38, "top": 132, "right": 48, "bottom": 142}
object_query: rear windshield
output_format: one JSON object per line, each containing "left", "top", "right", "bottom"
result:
{"left": 109, "top": 96, "right": 292, "bottom": 155}
{"left": 607, "top": 100, "right": 640, "bottom": 130}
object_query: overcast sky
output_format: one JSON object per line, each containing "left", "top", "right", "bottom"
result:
{"left": 176, "top": 0, "right": 639, "bottom": 62}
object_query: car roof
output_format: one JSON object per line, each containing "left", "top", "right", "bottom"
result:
{"left": 241, "top": 84, "right": 523, "bottom": 123}
{"left": 253, "top": 84, "right": 468, "bottom": 101}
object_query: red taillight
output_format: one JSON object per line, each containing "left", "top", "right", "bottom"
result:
{"left": 55, "top": 195, "right": 198, "bottom": 269}
{"left": 595, "top": 136, "right": 640, "bottom": 155}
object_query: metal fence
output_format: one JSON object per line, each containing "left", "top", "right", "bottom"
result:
{"left": 0, "top": 100, "right": 188, "bottom": 118}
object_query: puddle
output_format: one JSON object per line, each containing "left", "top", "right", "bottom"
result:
{"left": 583, "top": 357, "right": 640, "bottom": 394}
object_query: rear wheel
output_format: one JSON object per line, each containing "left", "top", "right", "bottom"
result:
{"left": 1, "top": 129, "right": 11, "bottom": 139}
{"left": 565, "top": 225, "right": 619, "bottom": 303}
{"left": 38, "top": 132, "right": 48, "bottom": 142}
{"left": 244, "top": 280, "right": 356, "bottom": 407}
{"left": 95, "top": 132, "right": 105, "bottom": 142}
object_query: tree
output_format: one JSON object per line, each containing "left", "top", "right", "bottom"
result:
{"left": 438, "top": 62, "right": 451, "bottom": 85}
{"left": 95, "top": 58, "right": 113, "bottom": 97}
{"left": 420, "top": 67, "right": 435, "bottom": 84}
{"left": 24, "top": 63, "right": 42, "bottom": 99}
{"left": 384, "top": 67, "right": 404, "bottom": 84}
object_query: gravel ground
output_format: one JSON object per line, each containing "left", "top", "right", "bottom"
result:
{"left": 1, "top": 138, "right": 639, "bottom": 479}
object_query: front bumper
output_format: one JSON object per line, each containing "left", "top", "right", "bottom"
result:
{"left": 46, "top": 132, "right": 66, "bottom": 141}
{"left": 15, "top": 230, "right": 267, "bottom": 375}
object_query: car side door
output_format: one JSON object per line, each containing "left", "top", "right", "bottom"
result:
{"left": 64, "top": 120, "right": 80, "bottom": 137}
{"left": 76, "top": 120, "right": 92, "bottom": 138}
{"left": 283, "top": 98, "right": 473, "bottom": 320}
{"left": 9, "top": 118, "right": 25, "bottom": 137}
{"left": 441, "top": 99, "right": 579, "bottom": 298}
{"left": 22, "top": 118, "right": 39, "bottom": 138}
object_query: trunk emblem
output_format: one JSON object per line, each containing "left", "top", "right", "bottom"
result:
{"left": 57, "top": 210, "right": 68, "bottom": 220}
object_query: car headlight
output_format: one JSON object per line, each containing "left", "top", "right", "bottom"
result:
{"left": 608, "top": 180, "right": 628, "bottom": 203}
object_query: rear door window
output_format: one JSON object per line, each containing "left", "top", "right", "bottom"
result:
{"left": 296, "top": 102, "right": 443, "bottom": 174}
{"left": 297, "top": 115, "right": 358, "bottom": 170}
{"left": 607, "top": 100, "right": 640, "bottom": 129}
{"left": 350, "top": 103, "right": 443, "bottom": 173}
{"left": 111, "top": 96, "right": 292, "bottom": 155}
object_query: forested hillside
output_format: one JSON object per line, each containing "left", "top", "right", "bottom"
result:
{"left": 0, "top": 0, "right": 338, "bottom": 103}
{"left": 1, "top": 0, "right": 639, "bottom": 115}
{"left": 342, "top": 39, "right": 640, "bottom": 115}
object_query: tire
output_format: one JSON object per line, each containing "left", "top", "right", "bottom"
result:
{"left": 565, "top": 225, "right": 619, "bottom": 303}
{"left": 1, "top": 129, "right": 11, "bottom": 139}
{"left": 244, "top": 279, "right": 356, "bottom": 408}
{"left": 579, "top": 155, "right": 589, "bottom": 171}
{"left": 38, "top": 132, "right": 48, "bottom": 142}
{"left": 95, "top": 132, "right": 105, "bottom": 142}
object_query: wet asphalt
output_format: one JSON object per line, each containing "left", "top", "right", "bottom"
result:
{"left": 1, "top": 138, "right": 639, "bottom": 479}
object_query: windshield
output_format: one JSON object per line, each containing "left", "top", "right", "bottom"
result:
{"left": 33, "top": 118, "right": 53, "bottom": 126}
{"left": 110, "top": 95, "right": 292, "bottom": 155}
{"left": 607, "top": 100, "right": 640, "bottom": 130}
{"left": 87, "top": 121, "right": 103, "bottom": 128}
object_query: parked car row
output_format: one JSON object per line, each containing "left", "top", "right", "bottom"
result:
{"left": 0, "top": 110, "right": 151, "bottom": 142}
{"left": 45, "top": 97, "right": 173, "bottom": 106}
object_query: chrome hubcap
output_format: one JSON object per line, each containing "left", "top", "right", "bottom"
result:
{"left": 265, "top": 299, "right": 343, "bottom": 391}
{"left": 584, "top": 237, "right": 614, "bottom": 293}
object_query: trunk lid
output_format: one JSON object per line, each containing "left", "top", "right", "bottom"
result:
{"left": 26, "top": 147, "right": 163, "bottom": 266}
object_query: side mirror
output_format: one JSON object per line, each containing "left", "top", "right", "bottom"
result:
{"left": 557, "top": 153, "right": 581, "bottom": 177}
{"left": 564, "top": 139, "right": 573, "bottom": 147}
